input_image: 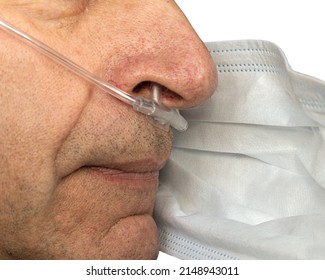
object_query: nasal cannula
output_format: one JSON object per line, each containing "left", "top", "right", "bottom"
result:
{"left": 0, "top": 19, "right": 188, "bottom": 131}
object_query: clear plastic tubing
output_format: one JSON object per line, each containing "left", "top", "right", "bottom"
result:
{"left": 0, "top": 19, "right": 188, "bottom": 131}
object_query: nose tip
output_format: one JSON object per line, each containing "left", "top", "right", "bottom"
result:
{"left": 121, "top": 38, "right": 218, "bottom": 111}
{"left": 162, "top": 42, "right": 218, "bottom": 109}
{"left": 104, "top": 3, "right": 218, "bottom": 111}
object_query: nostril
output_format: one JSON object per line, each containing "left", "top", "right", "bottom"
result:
{"left": 132, "top": 81, "right": 152, "bottom": 93}
{"left": 132, "top": 81, "right": 183, "bottom": 107}
{"left": 161, "top": 88, "right": 182, "bottom": 102}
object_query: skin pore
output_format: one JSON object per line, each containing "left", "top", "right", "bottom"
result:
{"left": 0, "top": 0, "right": 217, "bottom": 259}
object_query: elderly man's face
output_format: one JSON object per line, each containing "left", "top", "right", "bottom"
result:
{"left": 0, "top": 0, "right": 216, "bottom": 259}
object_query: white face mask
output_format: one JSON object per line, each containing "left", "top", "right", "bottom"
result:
{"left": 154, "top": 40, "right": 325, "bottom": 260}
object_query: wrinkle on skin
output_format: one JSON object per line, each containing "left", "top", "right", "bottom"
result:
{"left": 0, "top": 0, "right": 90, "bottom": 20}
{"left": 0, "top": 0, "right": 217, "bottom": 259}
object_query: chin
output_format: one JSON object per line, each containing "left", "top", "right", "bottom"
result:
{"left": 6, "top": 215, "right": 160, "bottom": 260}
{"left": 96, "top": 214, "right": 160, "bottom": 260}
{"left": 46, "top": 213, "right": 161, "bottom": 260}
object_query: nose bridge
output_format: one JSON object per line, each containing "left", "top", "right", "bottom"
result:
{"left": 102, "top": 1, "right": 217, "bottom": 109}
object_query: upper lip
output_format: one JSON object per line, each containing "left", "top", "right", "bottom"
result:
{"left": 56, "top": 114, "right": 172, "bottom": 180}
{"left": 58, "top": 146, "right": 170, "bottom": 180}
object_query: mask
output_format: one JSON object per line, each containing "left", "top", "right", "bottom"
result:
{"left": 154, "top": 40, "right": 325, "bottom": 259}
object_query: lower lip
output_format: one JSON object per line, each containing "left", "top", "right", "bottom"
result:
{"left": 87, "top": 167, "right": 159, "bottom": 182}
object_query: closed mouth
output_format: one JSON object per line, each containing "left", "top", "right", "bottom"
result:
{"left": 88, "top": 166, "right": 159, "bottom": 181}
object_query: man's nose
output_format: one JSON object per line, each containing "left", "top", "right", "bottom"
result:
{"left": 103, "top": 2, "right": 217, "bottom": 110}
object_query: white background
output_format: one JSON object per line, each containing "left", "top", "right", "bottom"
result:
{"left": 175, "top": 0, "right": 325, "bottom": 81}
